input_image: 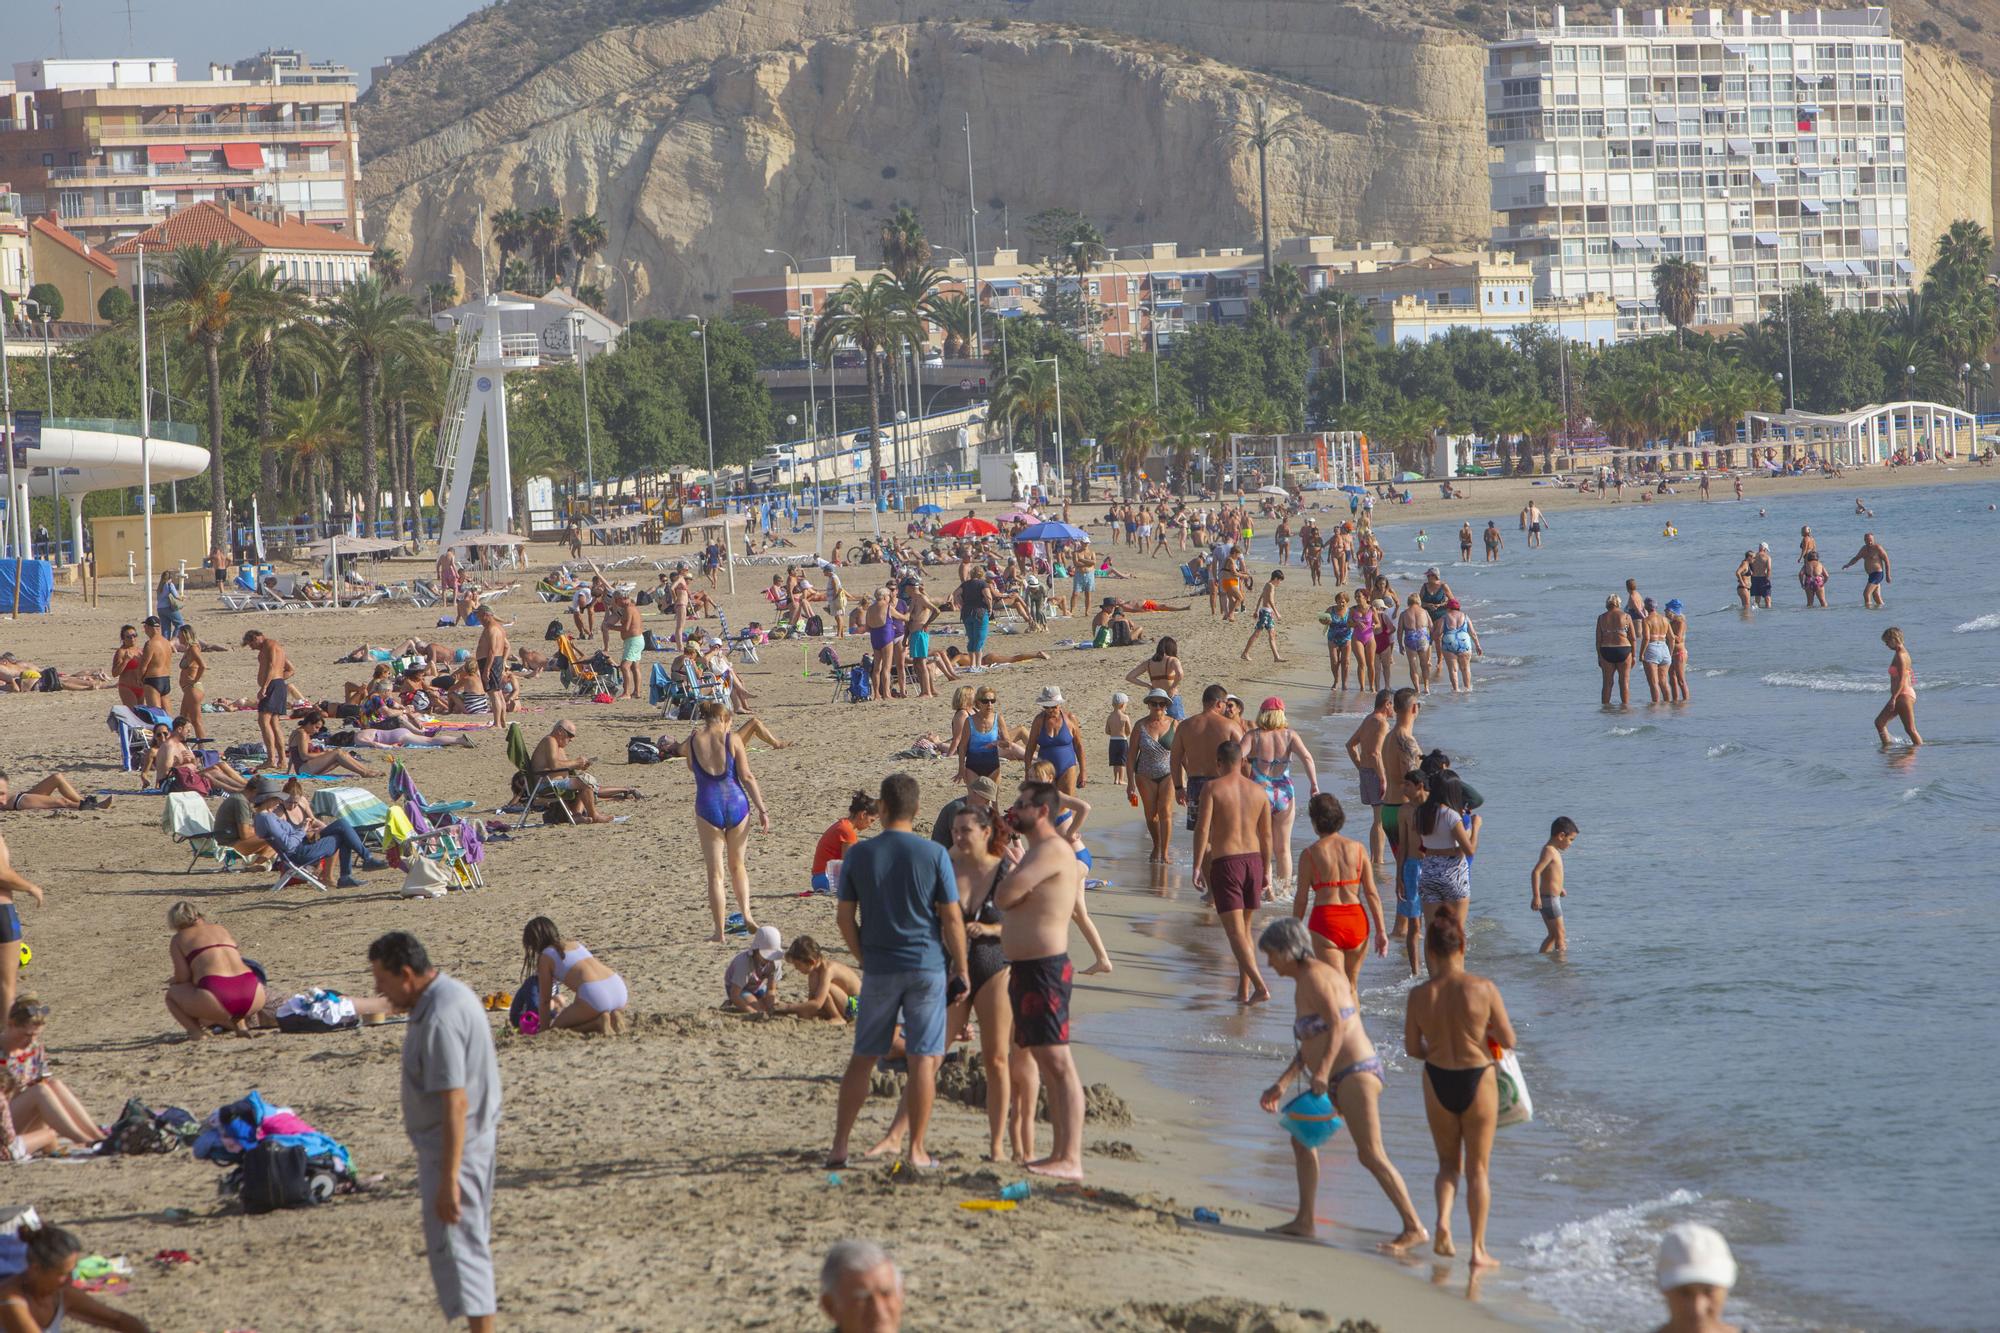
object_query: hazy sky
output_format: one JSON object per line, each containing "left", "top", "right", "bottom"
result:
{"left": 4, "top": 0, "right": 478, "bottom": 88}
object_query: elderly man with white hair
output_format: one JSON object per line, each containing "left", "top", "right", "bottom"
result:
{"left": 819, "top": 1239, "right": 903, "bottom": 1333}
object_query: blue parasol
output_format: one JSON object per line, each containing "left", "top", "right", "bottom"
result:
{"left": 1016, "top": 521, "right": 1089, "bottom": 543}
{"left": 914, "top": 503, "right": 943, "bottom": 514}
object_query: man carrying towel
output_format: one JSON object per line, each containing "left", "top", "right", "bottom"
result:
{"left": 372, "top": 931, "right": 501, "bottom": 1333}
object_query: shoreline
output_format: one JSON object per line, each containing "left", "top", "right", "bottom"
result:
{"left": 0, "top": 461, "right": 1974, "bottom": 1329}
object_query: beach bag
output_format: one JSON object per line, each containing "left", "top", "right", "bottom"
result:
{"left": 236, "top": 1140, "right": 325, "bottom": 1214}
{"left": 647, "top": 631, "right": 672, "bottom": 652}
{"left": 627, "top": 736, "right": 662, "bottom": 765}
{"left": 1493, "top": 1048, "right": 1534, "bottom": 1127}
{"left": 401, "top": 856, "right": 452, "bottom": 898}
{"left": 275, "top": 990, "right": 360, "bottom": 1034}
{"left": 35, "top": 668, "right": 61, "bottom": 693}
{"left": 105, "top": 1098, "right": 180, "bottom": 1156}
{"left": 544, "top": 619, "right": 564, "bottom": 641}
{"left": 635, "top": 588, "right": 654, "bottom": 606}
{"left": 507, "top": 978, "right": 540, "bottom": 1032}
{"left": 588, "top": 650, "right": 616, "bottom": 676}
{"left": 847, "top": 660, "right": 872, "bottom": 704}
{"left": 225, "top": 742, "right": 267, "bottom": 764}
{"left": 170, "top": 765, "right": 213, "bottom": 796}
{"left": 804, "top": 613, "right": 824, "bottom": 637}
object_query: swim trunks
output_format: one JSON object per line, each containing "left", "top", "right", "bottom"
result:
{"left": 1396, "top": 858, "right": 1421, "bottom": 919}
{"left": 1255, "top": 607, "right": 1274, "bottom": 631}
{"left": 1538, "top": 897, "right": 1563, "bottom": 921}
{"left": 1309, "top": 901, "right": 1370, "bottom": 951}
{"left": 621, "top": 634, "right": 645, "bottom": 664}
{"left": 1206, "top": 851, "right": 1266, "bottom": 914}
{"left": 144, "top": 675, "right": 171, "bottom": 697}
{"left": 257, "top": 679, "right": 290, "bottom": 716}
{"left": 1008, "top": 953, "right": 1074, "bottom": 1047}
{"left": 1107, "top": 737, "right": 1127, "bottom": 768}
{"left": 1184, "top": 774, "right": 1210, "bottom": 831}
{"left": 1358, "top": 769, "right": 1384, "bottom": 807}
{"left": 1749, "top": 576, "right": 1772, "bottom": 598}
{"left": 482, "top": 656, "right": 505, "bottom": 692}
{"left": 908, "top": 630, "right": 930, "bottom": 661}
{"left": 1379, "top": 803, "right": 1401, "bottom": 837}
{"left": 0, "top": 904, "right": 20, "bottom": 943}
{"left": 1867, "top": 569, "right": 1885, "bottom": 586}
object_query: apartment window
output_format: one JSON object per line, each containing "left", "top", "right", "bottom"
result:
{"left": 193, "top": 112, "right": 215, "bottom": 126}
{"left": 307, "top": 148, "right": 331, "bottom": 172}
{"left": 111, "top": 188, "right": 142, "bottom": 211}
{"left": 41, "top": 153, "right": 54, "bottom": 168}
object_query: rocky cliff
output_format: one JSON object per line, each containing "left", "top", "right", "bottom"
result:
{"left": 360, "top": 0, "right": 1996, "bottom": 317}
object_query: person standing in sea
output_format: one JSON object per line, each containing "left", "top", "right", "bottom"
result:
{"left": 1404, "top": 913, "right": 1516, "bottom": 1270}
{"left": 1525, "top": 501, "right": 1546, "bottom": 549}
{"left": 1746, "top": 544, "right": 1775, "bottom": 608}
{"left": 1596, "top": 596, "right": 1637, "bottom": 706}
{"left": 1841, "top": 532, "right": 1892, "bottom": 608}
{"left": 1875, "top": 627, "right": 1923, "bottom": 747}
{"left": 1192, "top": 738, "right": 1274, "bottom": 1005}
{"left": 1344, "top": 688, "right": 1396, "bottom": 867}
{"left": 1376, "top": 689, "right": 1425, "bottom": 971}
{"left": 371, "top": 931, "right": 501, "bottom": 1333}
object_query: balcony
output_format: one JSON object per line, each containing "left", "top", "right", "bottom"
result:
{"left": 90, "top": 119, "right": 351, "bottom": 144}
{"left": 49, "top": 159, "right": 343, "bottom": 182}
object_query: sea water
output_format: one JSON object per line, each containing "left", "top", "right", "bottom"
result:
{"left": 1087, "top": 480, "right": 2000, "bottom": 1332}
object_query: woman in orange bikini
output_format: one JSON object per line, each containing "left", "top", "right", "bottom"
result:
{"left": 1292, "top": 793, "right": 1388, "bottom": 993}
{"left": 1875, "top": 626, "right": 1923, "bottom": 747}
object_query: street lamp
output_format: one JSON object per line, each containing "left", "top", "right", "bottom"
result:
{"left": 1030, "top": 355, "right": 1065, "bottom": 498}
{"left": 1904, "top": 363, "right": 1916, "bottom": 400}
{"left": 569, "top": 312, "right": 597, "bottom": 523}
{"left": 1780, "top": 289, "right": 1796, "bottom": 411}
{"left": 687, "top": 314, "right": 734, "bottom": 593}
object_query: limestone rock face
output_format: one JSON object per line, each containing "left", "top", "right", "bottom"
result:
{"left": 361, "top": 0, "right": 1997, "bottom": 314}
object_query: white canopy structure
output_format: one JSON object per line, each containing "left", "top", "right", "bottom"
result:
{"left": 4, "top": 417, "right": 208, "bottom": 556}
{"left": 433, "top": 295, "right": 541, "bottom": 549}
{"left": 1744, "top": 401, "right": 1976, "bottom": 467}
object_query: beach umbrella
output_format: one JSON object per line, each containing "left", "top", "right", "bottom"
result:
{"left": 1016, "top": 521, "right": 1088, "bottom": 543}
{"left": 1338, "top": 484, "right": 1368, "bottom": 495}
{"left": 1257, "top": 485, "right": 1290, "bottom": 497}
{"left": 939, "top": 516, "right": 999, "bottom": 537}
{"left": 994, "top": 510, "right": 1039, "bottom": 523}
{"left": 1304, "top": 479, "right": 1339, "bottom": 490}
{"left": 914, "top": 503, "right": 944, "bottom": 515}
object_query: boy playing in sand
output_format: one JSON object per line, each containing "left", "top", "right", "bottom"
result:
{"left": 769, "top": 936, "right": 863, "bottom": 1023}
{"left": 1104, "top": 692, "right": 1132, "bottom": 786}
{"left": 1530, "top": 817, "right": 1578, "bottom": 954}
{"left": 724, "top": 925, "right": 787, "bottom": 1012}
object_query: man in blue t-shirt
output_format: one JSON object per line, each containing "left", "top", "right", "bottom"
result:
{"left": 828, "top": 772, "right": 969, "bottom": 1169}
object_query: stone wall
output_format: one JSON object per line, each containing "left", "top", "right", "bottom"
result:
{"left": 1903, "top": 42, "right": 1995, "bottom": 276}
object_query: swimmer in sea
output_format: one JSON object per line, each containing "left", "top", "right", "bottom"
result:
{"left": 1855, "top": 497, "right": 1874, "bottom": 517}
{"left": 1664, "top": 599, "right": 1690, "bottom": 702}
{"left": 1874, "top": 627, "right": 1922, "bottom": 747}
{"left": 1799, "top": 550, "right": 1829, "bottom": 608}
{"left": 1840, "top": 532, "right": 1891, "bottom": 609}
{"left": 1595, "top": 595, "right": 1636, "bottom": 707}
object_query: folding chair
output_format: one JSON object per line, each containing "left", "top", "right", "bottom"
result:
{"left": 270, "top": 852, "right": 332, "bottom": 894}
{"left": 506, "top": 722, "right": 580, "bottom": 830}
{"left": 311, "top": 786, "right": 392, "bottom": 849}
{"left": 162, "top": 792, "right": 249, "bottom": 873}
{"left": 108, "top": 704, "right": 173, "bottom": 771}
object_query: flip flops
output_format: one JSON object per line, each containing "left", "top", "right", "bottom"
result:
{"left": 483, "top": 991, "right": 511, "bottom": 1011}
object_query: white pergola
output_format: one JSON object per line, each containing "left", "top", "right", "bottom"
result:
{"left": 1744, "top": 401, "right": 1975, "bottom": 467}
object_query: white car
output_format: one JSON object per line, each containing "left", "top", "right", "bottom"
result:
{"left": 922, "top": 352, "right": 944, "bottom": 369}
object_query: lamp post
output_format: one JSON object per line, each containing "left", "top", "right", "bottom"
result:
{"left": 1335, "top": 298, "right": 1348, "bottom": 406}
{"left": 963, "top": 112, "right": 984, "bottom": 359}
{"left": 25, "top": 299, "right": 60, "bottom": 566}
{"left": 1781, "top": 288, "right": 1796, "bottom": 410}
{"left": 1031, "top": 355, "right": 1064, "bottom": 499}
{"left": 570, "top": 312, "right": 597, "bottom": 523}
{"left": 1, "top": 291, "right": 16, "bottom": 570}
{"left": 1904, "top": 363, "right": 1915, "bottom": 400}
{"left": 1960, "top": 361, "right": 1974, "bottom": 414}
{"left": 688, "top": 314, "right": 733, "bottom": 594}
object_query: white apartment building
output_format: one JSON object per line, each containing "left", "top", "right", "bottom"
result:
{"left": 1487, "top": 5, "right": 1911, "bottom": 339}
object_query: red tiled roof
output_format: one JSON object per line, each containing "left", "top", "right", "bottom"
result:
{"left": 103, "top": 200, "right": 370, "bottom": 257}
{"left": 31, "top": 212, "right": 117, "bottom": 276}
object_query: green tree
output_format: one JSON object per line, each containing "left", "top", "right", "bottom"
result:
{"left": 993, "top": 357, "right": 1083, "bottom": 492}
{"left": 271, "top": 392, "right": 350, "bottom": 503}
{"left": 321, "top": 277, "right": 423, "bottom": 532}
{"left": 423, "top": 279, "right": 458, "bottom": 319}
{"left": 490, "top": 207, "right": 528, "bottom": 268}
{"left": 813, "top": 275, "right": 922, "bottom": 495}
{"left": 878, "top": 207, "right": 931, "bottom": 285}
{"left": 526, "top": 205, "right": 565, "bottom": 287}
{"left": 25, "top": 282, "right": 64, "bottom": 322}
{"left": 1651, "top": 257, "right": 1704, "bottom": 347}
{"left": 929, "top": 292, "right": 973, "bottom": 358}
{"left": 1256, "top": 263, "right": 1304, "bottom": 329}
{"left": 156, "top": 242, "right": 251, "bottom": 542}
{"left": 226, "top": 265, "right": 318, "bottom": 497}
{"left": 97, "top": 286, "right": 133, "bottom": 324}
{"left": 371, "top": 244, "right": 406, "bottom": 286}
{"left": 566, "top": 214, "right": 609, "bottom": 269}
{"left": 1101, "top": 396, "right": 1158, "bottom": 497}
{"left": 1229, "top": 98, "right": 1301, "bottom": 279}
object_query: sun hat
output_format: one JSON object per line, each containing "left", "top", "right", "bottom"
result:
{"left": 1446, "top": 598, "right": 1461, "bottom": 610}
{"left": 1656, "top": 1223, "right": 1736, "bottom": 1292}
{"left": 966, "top": 776, "right": 998, "bottom": 800}
{"left": 1143, "top": 687, "right": 1171, "bottom": 705}
{"left": 1036, "top": 685, "right": 1064, "bottom": 708}
{"left": 751, "top": 925, "right": 785, "bottom": 961}
{"left": 1260, "top": 696, "right": 1285, "bottom": 713}
{"left": 1665, "top": 598, "right": 1684, "bottom": 615}
{"left": 1024, "top": 575, "right": 1041, "bottom": 588}
{"left": 1225, "top": 693, "right": 1244, "bottom": 707}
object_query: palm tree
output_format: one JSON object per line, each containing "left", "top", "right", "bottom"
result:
{"left": 423, "top": 279, "right": 458, "bottom": 319}
{"left": 1928, "top": 219, "right": 1993, "bottom": 293}
{"left": 271, "top": 393, "right": 350, "bottom": 502}
{"left": 225, "top": 266, "right": 318, "bottom": 496}
{"left": 566, "top": 214, "right": 609, "bottom": 270}
{"left": 1231, "top": 98, "right": 1301, "bottom": 280}
{"left": 1256, "top": 263, "right": 1304, "bottom": 329}
{"left": 371, "top": 245, "right": 406, "bottom": 287}
{"left": 156, "top": 242, "right": 248, "bottom": 543}
{"left": 321, "top": 277, "right": 423, "bottom": 534}
{"left": 499, "top": 258, "right": 534, "bottom": 294}
{"left": 1160, "top": 403, "right": 1202, "bottom": 492}
{"left": 1652, "top": 258, "right": 1704, "bottom": 347}
{"left": 929, "top": 292, "right": 973, "bottom": 358}
{"left": 992, "top": 358, "right": 1079, "bottom": 464}
{"left": 1102, "top": 397, "right": 1158, "bottom": 497}
{"left": 490, "top": 208, "right": 529, "bottom": 268}
{"left": 1197, "top": 398, "right": 1249, "bottom": 482}
{"left": 813, "top": 274, "right": 922, "bottom": 496}
{"left": 526, "top": 205, "right": 566, "bottom": 287}
{"left": 878, "top": 207, "right": 931, "bottom": 285}
{"left": 1292, "top": 289, "right": 1372, "bottom": 374}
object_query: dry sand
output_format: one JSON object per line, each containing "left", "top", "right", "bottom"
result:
{"left": 0, "top": 461, "right": 1979, "bottom": 1331}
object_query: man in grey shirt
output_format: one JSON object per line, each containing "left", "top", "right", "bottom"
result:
{"left": 370, "top": 931, "right": 501, "bottom": 1331}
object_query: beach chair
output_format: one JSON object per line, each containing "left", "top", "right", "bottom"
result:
{"left": 107, "top": 704, "right": 173, "bottom": 771}
{"left": 162, "top": 792, "right": 249, "bottom": 873}
{"left": 1179, "top": 563, "right": 1206, "bottom": 592}
{"left": 506, "top": 722, "right": 579, "bottom": 830}
{"left": 382, "top": 804, "right": 483, "bottom": 891}
{"left": 647, "top": 662, "right": 673, "bottom": 709}
{"left": 251, "top": 812, "right": 333, "bottom": 893}
{"left": 387, "top": 760, "right": 476, "bottom": 822}
{"left": 311, "top": 786, "right": 392, "bottom": 847}
{"left": 410, "top": 579, "right": 443, "bottom": 608}
{"left": 553, "top": 634, "right": 603, "bottom": 696}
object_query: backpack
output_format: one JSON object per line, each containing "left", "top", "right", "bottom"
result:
{"left": 847, "top": 659, "right": 872, "bottom": 704}
{"left": 104, "top": 1098, "right": 181, "bottom": 1156}
{"left": 35, "top": 668, "right": 61, "bottom": 692}
{"left": 588, "top": 650, "right": 616, "bottom": 676}
{"left": 627, "top": 736, "right": 662, "bottom": 765}
{"left": 234, "top": 1139, "right": 337, "bottom": 1213}
{"left": 543, "top": 619, "right": 564, "bottom": 642}
{"left": 804, "top": 613, "right": 824, "bottom": 637}
{"left": 635, "top": 588, "right": 654, "bottom": 606}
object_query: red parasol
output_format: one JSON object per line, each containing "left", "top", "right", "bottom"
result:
{"left": 938, "top": 515, "right": 999, "bottom": 537}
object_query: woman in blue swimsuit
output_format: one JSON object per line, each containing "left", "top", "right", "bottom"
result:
{"left": 1023, "top": 686, "right": 1085, "bottom": 794}
{"left": 955, "top": 687, "right": 1013, "bottom": 780}
{"left": 689, "top": 700, "right": 770, "bottom": 941}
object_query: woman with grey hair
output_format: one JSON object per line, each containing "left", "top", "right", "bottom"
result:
{"left": 1256, "top": 917, "right": 1427, "bottom": 1250}
{"left": 819, "top": 1239, "right": 903, "bottom": 1333}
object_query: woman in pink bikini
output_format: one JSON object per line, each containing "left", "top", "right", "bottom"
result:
{"left": 164, "top": 901, "right": 266, "bottom": 1038}
{"left": 1875, "top": 627, "right": 1923, "bottom": 747}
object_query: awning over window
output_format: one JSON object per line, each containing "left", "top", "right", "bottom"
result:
{"left": 986, "top": 278, "right": 1019, "bottom": 290}
{"left": 1754, "top": 232, "right": 1780, "bottom": 246}
{"left": 147, "top": 144, "right": 187, "bottom": 164}
{"left": 221, "top": 143, "right": 265, "bottom": 170}
{"left": 1804, "top": 261, "right": 1828, "bottom": 273}
{"left": 1846, "top": 260, "right": 1871, "bottom": 276}
{"left": 1896, "top": 259, "right": 1915, "bottom": 274}
{"left": 1801, "top": 199, "right": 1825, "bottom": 214}
{"left": 1727, "top": 138, "right": 1751, "bottom": 154}
{"left": 1612, "top": 237, "right": 1640, "bottom": 250}
{"left": 1753, "top": 168, "right": 1778, "bottom": 184}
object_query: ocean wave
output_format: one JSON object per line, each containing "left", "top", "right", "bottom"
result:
{"left": 1484, "top": 656, "right": 1528, "bottom": 668}
{"left": 1517, "top": 1189, "right": 1704, "bottom": 1332}
{"left": 1953, "top": 613, "right": 2000, "bottom": 634}
{"left": 1607, "top": 724, "right": 1656, "bottom": 736}
{"left": 1487, "top": 612, "right": 1523, "bottom": 620}
{"left": 1761, "top": 671, "right": 1913, "bottom": 694}
{"left": 1701, "top": 668, "right": 1731, "bottom": 678}
{"left": 1706, "top": 743, "right": 1742, "bottom": 759}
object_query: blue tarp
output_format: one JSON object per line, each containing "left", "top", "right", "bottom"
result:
{"left": 0, "top": 559, "right": 51, "bottom": 613}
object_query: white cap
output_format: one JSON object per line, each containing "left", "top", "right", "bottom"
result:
{"left": 1656, "top": 1224, "right": 1736, "bottom": 1293}
{"left": 751, "top": 925, "right": 785, "bottom": 960}
{"left": 1110, "top": 691, "right": 1129, "bottom": 706}
{"left": 1036, "top": 685, "right": 1064, "bottom": 708}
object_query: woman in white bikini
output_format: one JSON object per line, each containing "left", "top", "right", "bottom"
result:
{"left": 522, "top": 916, "right": 628, "bottom": 1034}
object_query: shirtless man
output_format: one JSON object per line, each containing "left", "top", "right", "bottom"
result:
{"left": 1170, "top": 684, "right": 1246, "bottom": 839}
{"left": 136, "top": 617, "right": 174, "bottom": 710}
{"left": 1596, "top": 595, "right": 1637, "bottom": 706}
{"left": 1525, "top": 502, "right": 1545, "bottom": 549}
{"left": 530, "top": 721, "right": 616, "bottom": 823}
{"left": 1374, "top": 689, "right": 1424, "bottom": 966}
{"left": 1191, "top": 739, "right": 1273, "bottom": 1004}
{"left": 1482, "top": 522, "right": 1503, "bottom": 564}
{"left": 902, "top": 578, "right": 945, "bottom": 699}
{"left": 240, "top": 630, "right": 294, "bottom": 770}
{"left": 474, "top": 607, "right": 509, "bottom": 726}
{"left": 1746, "top": 543, "right": 1775, "bottom": 609}
{"left": 1344, "top": 688, "right": 1396, "bottom": 867}
{"left": 1841, "top": 532, "right": 1891, "bottom": 608}
{"left": 1457, "top": 522, "right": 1474, "bottom": 564}
{"left": 614, "top": 590, "right": 645, "bottom": 701}
{"left": 996, "top": 781, "right": 1089, "bottom": 1179}
{"left": 0, "top": 831, "right": 43, "bottom": 1022}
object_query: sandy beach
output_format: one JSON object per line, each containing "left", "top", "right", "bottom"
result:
{"left": 0, "top": 460, "right": 1986, "bottom": 1331}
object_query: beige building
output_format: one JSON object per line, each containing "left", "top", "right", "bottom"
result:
{"left": 0, "top": 54, "right": 363, "bottom": 249}
{"left": 104, "top": 200, "right": 372, "bottom": 298}
{"left": 26, "top": 211, "right": 117, "bottom": 323}
{"left": 0, "top": 193, "right": 27, "bottom": 309}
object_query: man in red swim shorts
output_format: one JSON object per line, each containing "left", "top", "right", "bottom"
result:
{"left": 997, "top": 780, "right": 1089, "bottom": 1180}
{"left": 1192, "top": 737, "right": 1272, "bottom": 1004}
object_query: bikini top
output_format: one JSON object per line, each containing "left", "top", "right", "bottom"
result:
{"left": 543, "top": 943, "right": 592, "bottom": 976}
{"left": 1292, "top": 1005, "right": 1357, "bottom": 1042}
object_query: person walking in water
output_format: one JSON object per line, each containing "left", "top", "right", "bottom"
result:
{"left": 1841, "top": 532, "right": 1892, "bottom": 608}
{"left": 1192, "top": 739, "right": 1273, "bottom": 1005}
{"left": 1404, "top": 913, "right": 1516, "bottom": 1270}
{"left": 1595, "top": 596, "right": 1636, "bottom": 707}
{"left": 1875, "top": 627, "right": 1922, "bottom": 746}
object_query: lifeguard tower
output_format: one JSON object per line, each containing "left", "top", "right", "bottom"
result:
{"left": 434, "top": 294, "right": 541, "bottom": 546}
